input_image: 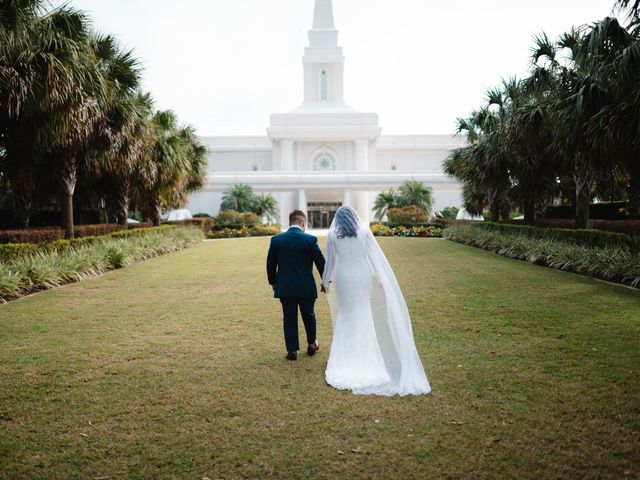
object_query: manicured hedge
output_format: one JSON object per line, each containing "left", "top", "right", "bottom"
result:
{"left": 470, "top": 222, "right": 639, "bottom": 250}
{"left": 445, "top": 223, "right": 640, "bottom": 288}
{"left": 0, "top": 224, "right": 130, "bottom": 244}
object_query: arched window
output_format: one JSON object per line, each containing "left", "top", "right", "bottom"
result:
{"left": 320, "top": 70, "right": 328, "bottom": 101}
{"left": 312, "top": 152, "right": 336, "bottom": 171}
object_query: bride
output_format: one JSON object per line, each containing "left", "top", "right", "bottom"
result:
{"left": 321, "top": 205, "right": 431, "bottom": 396}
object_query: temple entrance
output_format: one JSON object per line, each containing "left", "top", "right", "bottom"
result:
{"left": 307, "top": 202, "right": 341, "bottom": 228}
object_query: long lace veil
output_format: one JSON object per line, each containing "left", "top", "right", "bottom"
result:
{"left": 322, "top": 206, "right": 431, "bottom": 396}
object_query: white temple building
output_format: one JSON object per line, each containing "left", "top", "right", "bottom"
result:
{"left": 187, "top": 0, "right": 464, "bottom": 229}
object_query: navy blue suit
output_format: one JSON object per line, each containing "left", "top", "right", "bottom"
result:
{"left": 267, "top": 227, "right": 325, "bottom": 353}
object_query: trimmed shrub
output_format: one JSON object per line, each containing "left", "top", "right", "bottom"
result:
{"left": 128, "top": 222, "right": 153, "bottom": 230}
{"left": 445, "top": 224, "right": 640, "bottom": 288}
{"left": 213, "top": 210, "right": 260, "bottom": 230}
{"left": 206, "top": 225, "right": 280, "bottom": 239}
{"left": 74, "top": 224, "right": 125, "bottom": 238}
{"left": 0, "top": 228, "right": 64, "bottom": 244}
{"left": 0, "top": 243, "right": 41, "bottom": 262}
{"left": 387, "top": 205, "right": 428, "bottom": 224}
{"left": 165, "top": 218, "right": 214, "bottom": 231}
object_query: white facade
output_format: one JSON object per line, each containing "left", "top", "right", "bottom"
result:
{"left": 187, "top": 0, "right": 463, "bottom": 229}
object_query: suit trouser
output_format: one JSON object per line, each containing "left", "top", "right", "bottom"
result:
{"left": 279, "top": 297, "right": 316, "bottom": 353}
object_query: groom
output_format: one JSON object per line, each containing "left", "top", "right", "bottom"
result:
{"left": 267, "top": 210, "right": 325, "bottom": 361}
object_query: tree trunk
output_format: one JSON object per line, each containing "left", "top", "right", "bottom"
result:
{"left": 115, "top": 178, "right": 130, "bottom": 226}
{"left": 59, "top": 162, "right": 77, "bottom": 239}
{"left": 10, "top": 167, "right": 34, "bottom": 229}
{"left": 573, "top": 173, "right": 592, "bottom": 230}
{"left": 488, "top": 190, "right": 500, "bottom": 222}
{"left": 629, "top": 159, "right": 640, "bottom": 220}
{"left": 61, "top": 192, "right": 74, "bottom": 239}
{"left": 523, "top": 199, "right": 535, "bottom": 226}
{"left": 149, "top": 196, "right": 162, "bottom": 226}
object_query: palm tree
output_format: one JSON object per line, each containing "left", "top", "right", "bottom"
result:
{"left": 221, "top": 184, "right": 256, "bottom": 213}
{"left": 581, "top": 17, "right": 640, "bottom": 218}
{"left": 396, "top": 180, "right": 434, "bottom": 213}
{"left": 90, "top": 35, "right": 146, "bottom": 226}
{"left": 253, "top": 194, "right": 279, "bottom": 224}
{"left": 615, "top": 0, "right": 640, "bottom": 34}
{"left": 0, "top": 0, "right": 92, "bottom": 228}
{"left": 373, "top": 189, "right": 397, "bottom": 221}
{"left": 135, "top": 110, "right": 206, "bottom": 226}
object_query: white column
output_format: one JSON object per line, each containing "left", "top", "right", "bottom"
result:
{"left": 280, "top": 139, "right": 294, "bottom": 171}
{"left": 279, "top": 139, "right": 296, "bottom": 229}
{"left": 343, "top": 189, "right": 351, "bottom": 206}
{"left": 354, "top": 139, "right": 370, "bottom": 224}
{"left": 354, "top": 139, "right": 369, "bottom": 171}
{"left": 298, "top": 188, "right": 307, "bottom": 212}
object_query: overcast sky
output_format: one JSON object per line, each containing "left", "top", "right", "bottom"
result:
{"left": 52, "top": 0, "right": 619, "bottom": 136}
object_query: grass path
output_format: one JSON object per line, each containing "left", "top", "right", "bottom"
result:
{"left": 1, "top": 237, "right": 639, "bottom": 479}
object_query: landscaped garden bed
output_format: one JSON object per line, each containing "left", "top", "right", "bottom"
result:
{"left": 444, "top": 222, "right": 640, "bottom": 288}
{"left": 0, "top": 226, "right": 203, "bottom": 302}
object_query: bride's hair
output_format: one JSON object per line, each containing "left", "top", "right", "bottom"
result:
{"left": 334, "top": 206, "right": 359, "bottom": 238}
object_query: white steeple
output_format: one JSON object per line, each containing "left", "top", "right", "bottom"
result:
{"left": 313, "top": 0, "right": 335, "bottom": 29}
{"left": 303, "top": 0, "right": 345, "bottom": 105}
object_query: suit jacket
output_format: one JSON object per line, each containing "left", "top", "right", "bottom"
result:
{"left": 266, "top": 227, "right": 326, "bottom": 298}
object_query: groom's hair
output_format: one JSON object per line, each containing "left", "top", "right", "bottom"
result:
{"left": 289, "top": 210, "right": 307, "bottom": 226}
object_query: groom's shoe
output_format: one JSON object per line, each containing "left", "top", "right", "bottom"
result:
{"left": 307, "top": 341, "right": 319, "bottom": 356}
{"left": 286, "top": 351, "right": 297, "bottom": 361}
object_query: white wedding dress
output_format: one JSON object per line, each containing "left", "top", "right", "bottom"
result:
{"left": 322, "top": 206, "right": 431, "bottom": 396}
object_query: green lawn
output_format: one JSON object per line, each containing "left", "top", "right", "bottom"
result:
{"left": 1, "top": 237, "right": 639, "bottom": 479}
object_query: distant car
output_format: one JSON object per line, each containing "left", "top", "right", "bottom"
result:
{"left": 163, "top": 209, "right": 193, "bottom": 221}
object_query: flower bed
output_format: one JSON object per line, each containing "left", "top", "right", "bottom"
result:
{"left": 371, "top": 224, "right": 443, "bottom": 238}
{"left": 444, "top": 223, "right": 640, "bottom": 288}
{"left": 0, "top": 226, "right": 204, "bottom": 302}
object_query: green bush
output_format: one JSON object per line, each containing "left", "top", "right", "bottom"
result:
{"left": 213, "top": 210, "right": 261, "bottom": 230}
{"left": 386, "top": 205, "right": 428, "bottom": 224}
{"left": 445, "top": 224, "right": 640, "bottom": 288}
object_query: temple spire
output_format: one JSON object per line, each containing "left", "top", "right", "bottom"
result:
{"left": 313, "top": 0, "right": 335, "bottom": 30}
